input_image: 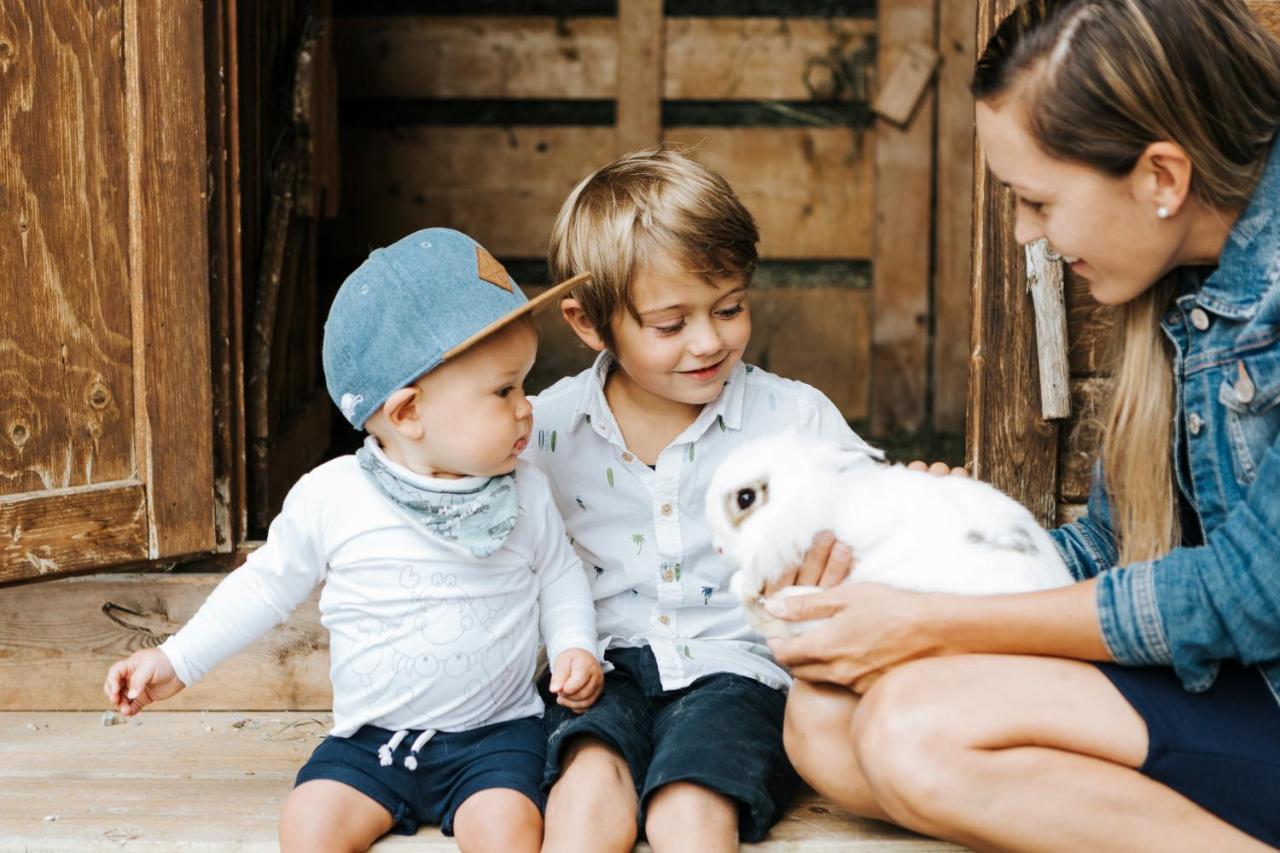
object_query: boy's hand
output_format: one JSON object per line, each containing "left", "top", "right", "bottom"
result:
{"left": 103, "top": 648, "right": 186, "bottom": 716}
{"left": 549, "top": 648, "right": 603, "bottom": 713}
{"left": 763, "top": 530, "right": 854, "bottom": 596}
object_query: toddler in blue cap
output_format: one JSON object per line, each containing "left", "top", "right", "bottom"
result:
{"left": 104, "top": 228, "right": 603, "bottom": 851}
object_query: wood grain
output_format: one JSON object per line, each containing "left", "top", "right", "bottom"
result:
{"left": 0, "top": 710, "right": 962, "bottom": 850}
{"left": 1025, "top": 239, "right": 1070, "bottom": 420}
{"left": 932, "top": 0, "right": 977, "bottom": 434}
{"left": 0, "top": 573, "right": 329, "bottom": 710}
{"left": 0, "top": 1, "right": 136, "bottom": 497}
{"left": 617, "top": 0, "right": 664, "bottom": 154}
{"left": 335, "top": 126, "right": 874, "bottom": 261}
{"left": 871, "top": 0, "right": 936, "bottom": 434}
{"left": 126, "top": 0, "right": 215, "bottom": 557}
{"left": 1058, "top": 377, "right": 1110, "bottom": 503}
{"left": 1247, "top": 0, "right": 1280, "bottom": 35}
{"left": 969, "top": 0, "right": 1061, "bottom": 526}
{"left": 0, "top": 484, "right": 148, "bottom": 583}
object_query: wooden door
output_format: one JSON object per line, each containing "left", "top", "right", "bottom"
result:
{"left": 969, "top": 0, "right": 1280, "bottom": 526}
{"left": 1, "top": 0, "right": 216, "bottom": 582}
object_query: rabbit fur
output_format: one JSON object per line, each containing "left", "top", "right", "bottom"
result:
{"left": 705, "top": 431, "right": 1073, "bottom": 638}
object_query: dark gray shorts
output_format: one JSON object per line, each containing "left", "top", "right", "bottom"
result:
{"left": 541, "top": 646, "right": 799, "bottom": 843}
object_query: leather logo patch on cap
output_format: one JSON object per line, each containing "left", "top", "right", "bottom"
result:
{"left": 476, "top": 246, "right": 513, "bottom": 292}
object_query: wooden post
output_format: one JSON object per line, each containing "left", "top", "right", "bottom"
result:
{"left": 871, "top": 0, "right": 937, "bottom": 435}
{"left": 968, "top": 0, "right": 1061, "bottom": 525}
{"left": 1025, "top": 238, "right": 1071, "bottom": 420}
{"left": 617, "top": 0, "right": 663, "bottom": 155}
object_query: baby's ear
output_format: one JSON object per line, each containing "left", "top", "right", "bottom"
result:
{"left": 382, "top": 387, "right": 425, "bottom": 439}
{"left": 560, "top": 298, "right": 607, "bottom": 353}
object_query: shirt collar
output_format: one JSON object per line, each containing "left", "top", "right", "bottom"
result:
{"left": 569, "top": 351, "right": 749, "bottom": 441}
{"left": 1196, "top": 132, "right": 1280, "bottom": 320}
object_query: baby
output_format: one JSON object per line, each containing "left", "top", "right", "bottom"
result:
{"left": 103, "top": 228, "right": 602, "bottom": 853}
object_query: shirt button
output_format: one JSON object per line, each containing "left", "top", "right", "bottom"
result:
{"left": 1189, "top": 308, "right": 1211, "bottom": 331}
{"left": 1188, "top": 413, "right": 1203, "bottom": 436}
{"left": 662, "top": 569, "right": 674, "bottom": 582}
{"left": 660, "top": 503, "right": 673, "bottom": 516}
{"left": 622, "top": 452, "right": 634, "bottom": 463}
{"left": 657, "top": 615, "right": 670, "bottom": 626}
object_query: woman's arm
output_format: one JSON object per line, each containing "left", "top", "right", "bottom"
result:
{"left": 766, "top": 579, "right": 1111, "bottom": 691}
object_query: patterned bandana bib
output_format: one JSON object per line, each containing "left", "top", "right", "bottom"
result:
{"left": 356, "top": 443, "right": 519, "bottom": 558}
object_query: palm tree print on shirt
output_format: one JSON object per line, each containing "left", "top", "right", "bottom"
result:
{"left": 701, "top": 585, "right": 714, "bottom": 605}
{"left": 631, "top": 532, "right": 645, "bottom": 555}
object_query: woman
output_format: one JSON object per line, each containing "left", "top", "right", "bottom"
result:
{"left": 769, "top": 1, "right": 1280, "bottom": 849}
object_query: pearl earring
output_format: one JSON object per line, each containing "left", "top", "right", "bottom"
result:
{"left": 1156, "top": 205, "right": 1171, "bottom": 219}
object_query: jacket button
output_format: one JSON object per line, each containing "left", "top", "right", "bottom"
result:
{"left": 1236, "top": 361, "right": 1256, "bottom": 404}
{"left": 1188, "top": 413, "right": 1203, "bottom": 436}
{"left": 1189, "top": 308, "right": 1211, "bottom": 331}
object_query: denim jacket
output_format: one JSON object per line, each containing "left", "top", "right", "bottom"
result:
{"left": 1049, "top": 134, "right": 1280, "bottom": 708}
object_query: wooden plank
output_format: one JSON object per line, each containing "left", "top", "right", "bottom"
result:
{"left": 968, "top": 0, "right": 1060, "bottom": 525}
{"left": 0, "top": 573, "right": 329, "bottom": 711}
{"left": 0, "top": 0, "right": 136, "bottom": 497}
{"left": 335, "top": 17, "right": 875, "bottom": 102}
{"left": 0, "top": 484, "right": 148, "bottom": 583}
{"left": 1066, "top": 272, "right": 1114, "bottom": 377}
{"left": 1247, "top": 0, "right": 1280, "bottom": 35}
{"left": 0, "top": 711, "right": 962, "bottom": 851}
{"left": 871, "top": 0, "right": 936, "bottom": 434}
{"left": 745, "top": 289, "right": 872, "bottom": 421}
{"left": 617, "top": 0, "right": 665, "bottom": 154}
{"left": 1056, "top": 503, "right": 1087, "bottom": 527}
{"left": 932, "top": 0, "right": 976, "bottom": 433}
{"left": 1057, "top": 377, "right": 1110, "bottom": 503}
{"left": 125, "top": 0, "right": 216, "bottom": 557}
{"left": 667, "top": 18, "right": 875, "bottom": 100}
{"left": 335, "top": 127, "right": 874, "bottom": 260}
{"left": 1025, "top": 239, "right": 1071, "bottom": 420}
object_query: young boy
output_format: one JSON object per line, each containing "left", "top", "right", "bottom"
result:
{"left": 103, "top": 228, "right": 603, "bottom": 853}
{"left": 526, "top": 146, "right": 877, "bottom": 851}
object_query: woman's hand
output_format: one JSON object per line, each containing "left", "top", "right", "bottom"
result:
{"left": 764, "top": 582, "right": 947, "bottom": 693}
{"left": 762, "top": 530, "right": 854, "bottom": 596}
{"left": 906, "top": 460, "right": 969, "bottom": 478}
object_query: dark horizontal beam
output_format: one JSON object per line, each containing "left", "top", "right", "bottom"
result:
{"left": 334, "top": 1, "right": 875, "bottom": 17}
{"left": 505, "top": 259, "right": 872, "bottom": 289}
{"left": 341, "top": 98, "right": 872, "bottom": 128}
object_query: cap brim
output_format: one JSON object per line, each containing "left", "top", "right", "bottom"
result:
{"left": 443, "top": 270, "right": 593, "bottom": 361}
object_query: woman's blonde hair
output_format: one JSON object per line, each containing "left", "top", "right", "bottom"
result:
{"left": 972, "top": 0, "right": 1280, "bottom": 563}
{"left": 548, "top": 144, "right": 759, "bottom": 348}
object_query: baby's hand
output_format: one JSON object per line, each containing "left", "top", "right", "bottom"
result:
{"left": 549, "top": 648, "right": 603, "bottom": 713}
{"left": 103, "top": 648, "right": 186, "bottom": 716}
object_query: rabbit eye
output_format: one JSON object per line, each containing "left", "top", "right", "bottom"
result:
{"left": 725, "top": 478, "right": 769, "bottom": 528}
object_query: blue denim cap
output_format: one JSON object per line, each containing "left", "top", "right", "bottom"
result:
{"left": 322, "top": 227, "right": 590, "bottom": 429}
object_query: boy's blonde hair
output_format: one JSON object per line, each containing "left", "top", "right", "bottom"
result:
{"left": 549, "top": 145, "right": 759, "bottom": 347}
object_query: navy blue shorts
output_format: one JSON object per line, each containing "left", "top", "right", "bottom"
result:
{"left": 541, "top": 646, "right": 800, "bottom": 843}
{"left": 1097, "top": 662, "right": 1280, "bottom": 847}
{"left": 294, "top": 716, "right": 546, "bottom": 836}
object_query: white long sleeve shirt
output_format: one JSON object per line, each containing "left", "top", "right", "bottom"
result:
{"left": 160, "top": 457, "right": 596, "bottom": 737}
{"left": 527, "top": 355, "right": 869, "bottom": 692}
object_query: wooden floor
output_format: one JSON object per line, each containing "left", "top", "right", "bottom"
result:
{"left": 0, "top": 712, "right": 962, "bottom": 851}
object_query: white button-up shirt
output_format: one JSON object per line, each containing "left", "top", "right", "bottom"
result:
{"left": 528, "top": 354, "right": 869, "bottom": 691}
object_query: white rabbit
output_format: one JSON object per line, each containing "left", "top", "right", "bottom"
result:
{"left": 705, "top": 431, "right": 1073, "bottom": 638}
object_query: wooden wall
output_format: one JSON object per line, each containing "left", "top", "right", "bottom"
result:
{"left": 320, "top": 0, "right": 974, "bottom": 465}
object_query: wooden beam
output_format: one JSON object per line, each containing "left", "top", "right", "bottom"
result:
{"left": 617, "top": 0, "right": 665, "bottom": 154}
{"left": 967, "top": 0, "right": 1060, "bottom": 525}
{"left": 932, "top": 0, "right": 976, "bottom": 433}
{"left": 125, "top": 0, "right": 216, "bottom": 557}
{"left": 0, "top": 485, "right": 148, "bottom": 584}
{"left": 871, "top": 0, "right": 936, "bottom": 435}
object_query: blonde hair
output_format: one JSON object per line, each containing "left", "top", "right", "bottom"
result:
{"left": 548, "top": 144, "right": 759, "bottom": 348}
{"left": 973, "top": 0, "right": 1280, "bottom": 563}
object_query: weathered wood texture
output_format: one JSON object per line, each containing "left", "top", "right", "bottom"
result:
{"left": 970, "top": 2, "right": 1060, "bottom": 526}
{"left": 871, "top": 0, "right": 936, "bottom": 434}
{"left": 0, "top": 0, "right": 216, "bottom": 578}
{"left": 617, "top": 0, "right": 664, "bottom": 154}
{"left": 932, "top": 0, "right": 977, "bottom": 434}
{"left": 335, "top": 126, "right": 874, "bottom": 263}
{"left": 0, "top": 712, "right": 962, "bottom": 852}
{"left": 1024, "top": 239, "right": 1070, "bottom": 420}
{"left": 0, "top": 573, "right": 330, "bottom": 711}
{"left": 335, "top": 17, "right": 875, "bottom": 101}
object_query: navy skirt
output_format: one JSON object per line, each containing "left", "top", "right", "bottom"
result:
{"left": 1096, "top": 661, "right": 1280, "bottom": 847}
